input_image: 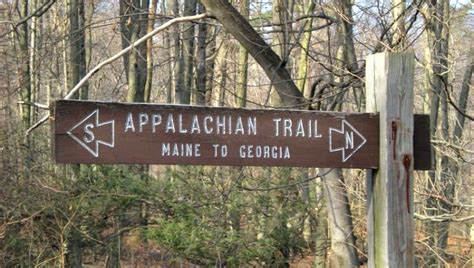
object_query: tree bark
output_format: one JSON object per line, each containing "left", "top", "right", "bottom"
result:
{"left": 68, "top": 0, "right": 87, "bottom": 100}
{"left": 235, "top": 0, "right": 249, "bottom": 108}
{"left": 424, "top": 0, "right": 452, "bottom": 264}
{"left": 391, "top": 0, "right": 407, "bottom": 50}
{"left": 66, "top": 0, "right": 88, "bottom": 265}
{"left": 144, "top": 0, "right": 158, "bottom": 103}
{"left": 175, "top": 0, "right": 197, "bottom": 104}
{"left": 170, "top": 0, "right": 181, "bottom": 104}
{"left": 322, "top": 1, "right": 361, "bottom": 265}
{"left": 120, "top": 0, "right": 149, "bottom": 102}
{"left": 200, "top": 0, "right": 305, "bottom": 108}
{"left": 17, "top": 0, "right": 31, "bottom": 128}
{"left": 205, "top": 26, "right": 217, "bottom": 105}
{"left": 195, "top": 3, "right": 207, "bottom": 105}
{"left": 270, "top": 0, "right": 289, "bottom": 106}
{"left": 321, "top": 168, "right": 359, "bottom": 267}
{"left": 453, "top": 55, "right": 473, "bottom": 142}
{"left": 295, "top": 0, "right": 315, "bottom": 96}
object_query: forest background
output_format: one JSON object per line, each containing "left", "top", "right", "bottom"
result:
{"left": 0, "top": 0, "right": 472, "bottom": 266}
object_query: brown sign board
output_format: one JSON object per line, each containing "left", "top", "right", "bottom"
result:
{"left": 52, "top": 100, "right": 431, "bottom": 169}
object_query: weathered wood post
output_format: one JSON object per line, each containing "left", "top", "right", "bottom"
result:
{"left": 366, "top": 52, "right": 415, "bottom": 266}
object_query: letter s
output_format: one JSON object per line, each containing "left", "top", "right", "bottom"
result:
{"left": 83, "top": 123, "right": 95, "bottom": 143}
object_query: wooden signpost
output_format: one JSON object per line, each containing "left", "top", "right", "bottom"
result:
{"left": 52, "top": 100, "right": 430, "bottom": 170}
{"left": 51, "top": 52, "right": 427, "bottom": 267}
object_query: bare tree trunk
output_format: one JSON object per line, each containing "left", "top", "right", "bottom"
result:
{"left": 314, "top": 179, "right": 328, "bottom": 267}
{"left": 200, "top": 0, "right": 305, "bottom": 108}
{"left": 295, "top": 0, "right": 315, "bottom": 97}
{"left": 235, "top": 0, "right": 249, "bottom": 108}
{"left": 424, "top": 0, "right": 452, "bottom": 264}
{"left": 198, "top": 3, "right": 359, "bottom": 266}
{"left": 195, "top": 3, "right": 207, "bottom": 105}
{"left": 177, "top": 0, "right": 196, "bottom": 104}
{"left": 294, "top": 1, "right": 328, "bottom": 262}
{"left": 205, "top": 26, "right": 217, "bottom": 106}
{"left": 144, "top": 0, "right": 158, "bottom": 103}
{"left": 120, "top": 0, "right": 149, "bottom": 102}
{"left": 17, "top": 0, "right": 31, "bottom": 128}
{"left": 391, "top": 0, "right": 407, "bottom": 50}
{"left": 211, "top": 33, "right": 229, "bottom": 107}
{"left": 453, "top": 55, "right": 472, "bottom": 142}
{"left": 321, "top": 168, "right": 359, "bottom": 267}
{"left": 65, "top": 0, "right": 88, "bottom": 265}
{"left": 170, "top": 0, "right": 181, "bottom": 104}
{"left": 30, "top": 0, "right": 39, "bottom": 123}
{"left": 68, "top": 0, "right": 88, "bottom": 100}
{"left": 319, "top": 1, "right": 360, "bottom": 265}
{"left": 215, "top": 45, "right": 228, "bottom": 107}
{"left": 270, "top": 0, "right": 289, "bottom": 106}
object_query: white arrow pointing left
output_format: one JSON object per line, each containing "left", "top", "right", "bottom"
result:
{"left": 67, "top": 109, "right": 115, "bottom": 157}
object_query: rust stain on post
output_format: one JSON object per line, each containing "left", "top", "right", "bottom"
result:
{"left": 403, "top": 154, "right": 412, "bottom": 214}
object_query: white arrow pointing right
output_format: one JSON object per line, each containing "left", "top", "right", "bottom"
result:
{"left": 329, "top": 120, "right": 367, "bottom": 162}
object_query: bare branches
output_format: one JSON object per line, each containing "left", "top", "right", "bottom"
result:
{"left": 415, "top": 213, "right": 474, "bottom": 223}
{"left": 64, "top": 13, "right": 208, "bottom": 100}
{"left": 239, "top": 169, "right": 333, "bottom": 192}
{"left": 17, "top": 101, "right": 49, "bottom": 110}
{"left": 25, "top": 13, "right": 208, "bottom": 135}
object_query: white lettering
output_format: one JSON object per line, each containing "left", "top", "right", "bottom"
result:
{"left": 162, "top": 143, "right": 202, "bottom": 157}
{"left": 255, "top": 146, "right": 262, "bottom": 158}
{"left": 273, "top": 118, "right": 281, "bottom": 136}
{"left": 314, "top": 120, "right": 322, "bottom": 138}
{"left": 308, "top": 119, "right": 312, "bottom": 137}
{"left": 248, "top": 116, "right": 257, "bottom": 135}
{"left": 162, "top": 143, "right": 170, "bottom": 156}
{"left": 152, "top": 114, "right": 162, "bottom": 133}
{"left": 139, "top": 113, "right": 148, "bottom": 132}
{"left": 213, "top": 144, "right": 220, "bottom": 157}
{"left": 239, "top": 145, "right": 291, "bottom": 159}
{"left": 178, "top": 114, "right": 187, "bottom": 133}
{"left": 247, "top": 145, "right": 254, "bottom": 158}
{"left": 124, "top": 112, "right": 135, "bottom": 132}
{"left": 345, "top": 131, "right": 354, "bottom": 149}
{"left": 185, "top": 143, "right": 193, "bottom": 155}
{"left": 195, "top": 144, "right": 201, "bottom": 156}
{"left": 172, "top": 144, "right": 179, "bottom": 156}
{"left": 272, "top": 146, "right": 278, "bottom": 158}
{"left": 212, "top": 144, "right": 227, "bottom": 157}
{"left": 283, "top": 119, "right": 292, "bottom": 137}
{"left": 221, "top": 145, "right": 228, "bottom": 157}
{"left": 239, "top": 145, "right": 245, "bottom": 158}
{"left": 204, "top": 116, "right": 213, "bottom": 134}
{"left": 264, "top": 146, "right": 270, "bottom": 158}
{"left": 84, "top": 123, "right": 94, "bottom": 143}
{"left": 190, "top": 115, "right": 201, "bottom": 134}
{"left": 165, "top": 114, "right": 175, "bottom": 133}
{"left": 284, "top": 146, "right": 290, "bottom": 158}
{"left": 227, "top": 116, "right": 232, "bottom": 134}
{"left": 235, "top": 116, "right": 245, "bottom": 135}
{"left": 295, "top": 119, "right": 305, "bottom": 137}
{"left": 216, "top": 116, "right": 225, "bottom": 134}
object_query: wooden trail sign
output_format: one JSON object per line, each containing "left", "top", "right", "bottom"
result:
{"left": 52, "top": 100, "right": 430, "bottom": 169}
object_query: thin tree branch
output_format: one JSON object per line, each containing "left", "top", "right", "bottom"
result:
{"left": 17, "top": 101, "right": 49, "bottom": 109}
{"left": 415, "top": 213, "right": 474, "bottom": 223}
{"left": 26, "top": 13, "right": 208, "bottom": 135}
{"left": 64, "top": 13, "right": 207, "bottom": 99}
